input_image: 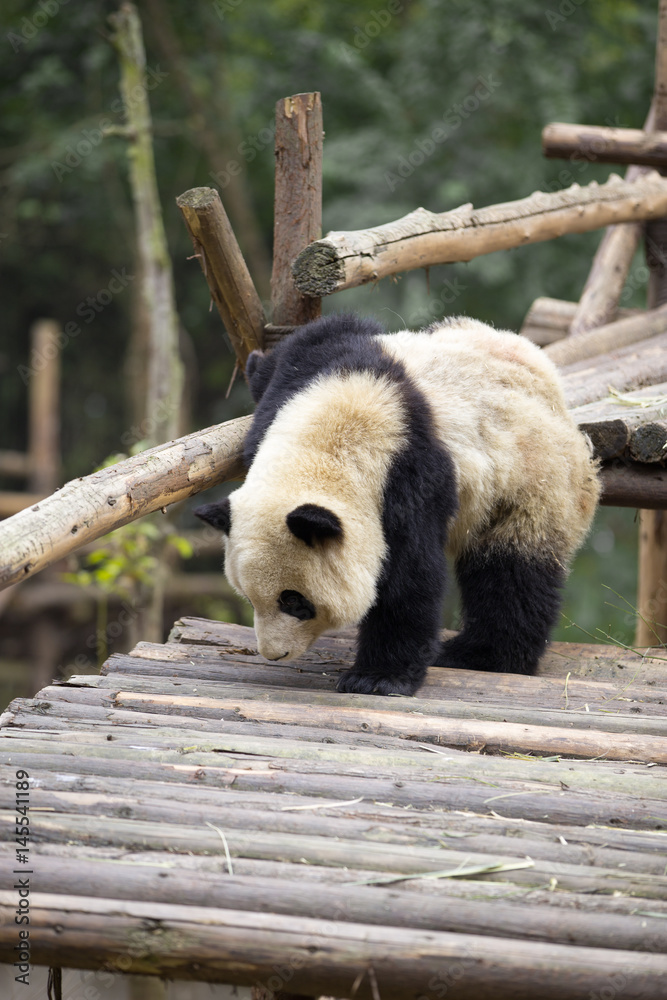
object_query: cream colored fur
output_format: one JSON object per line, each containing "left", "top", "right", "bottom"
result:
{"left": 378, "top": 319, "right": 600, "bottom": 563}
{"left": 225, "top": 370, "right": 408, "bottom": 660}
{"left": 225, "top": 319, "right": 600, "bottom": 659}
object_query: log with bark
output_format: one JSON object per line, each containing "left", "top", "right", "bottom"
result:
{"left": 572, "top": 381, "right": 667, "bottom": 460}
{"left": 0, "top": 417, "right": 248, "bottom": 593}
{"left": 519, "top": 297, "right": 639, "bottom": 345}
{"left": 560, "top": 332, "right": 667, "bottom": 408}
{"left": 291, "top": 173, "right": 667, "bottom": 296}
{"left": 271, "top": 92, "right": 323, "bottom": 327}
{"left": 177, "top": 187, "right": 267, "bottom": 368}
{"left": 1, "top": 891, "right": 666, "bottom": 999}
{"left": 542, "top": 122, "right": 667, "bottom": 169}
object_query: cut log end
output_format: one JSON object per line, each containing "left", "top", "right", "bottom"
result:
{"left": 176, "top": 187, "right": 219, "bottom": 211}
{"left": 291, "top": 241, "right": 345, "bottom": 296}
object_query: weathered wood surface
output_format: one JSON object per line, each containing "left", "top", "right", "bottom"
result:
{"left": 177, "top": 186, "right": 267, "bottom": 367}
{"left": 271, "top": 92, "right": 323, "bottom": 326}
{"left": 0, "top": 616, "right": 666, "bottom": 993}
{"left": 0, "top": 417, "right": 248, "bottom": 592}
{"left": 291, "top": 173, "right": 667, "bottom": 296}
{"left": 571, "top": 382, "right": 667, "bottom": 461}
{"left": 519, "top": 297, "right": 639, "bottom": 346}
{"left": 542, "top": 122, "right": 667, "bottom": 169}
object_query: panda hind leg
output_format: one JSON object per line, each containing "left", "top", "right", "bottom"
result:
{"left": 436, "top": 544, "right": 566, "bottom": 675}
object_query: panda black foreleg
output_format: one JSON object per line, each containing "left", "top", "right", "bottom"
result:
{"left": 436, "top": 545, "right": 565, "bottom": 674}
{"left": 337, "top": 551, "right": 448, "bottom": 697}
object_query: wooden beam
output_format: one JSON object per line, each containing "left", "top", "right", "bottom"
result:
{"left": 599, "top": 462, "right": 667, "bottom": 510}
{"left": 565, "top": 107, "right": 655, "bottom": 338}
{"left": 560, "top": 330, "right": 667, "bottom": 407}
{"left": 572, "top": 381, "right": 667, "bottom": 461}
{"left": 27, "top": 319, "right": 61, "bottom": 494}
{"left": 519, "top": 297, "right": 640, "bottom": 346}
{"left": 2, "top": 892, "right": 667, "bottom": 998}
{"left": 544, "top": 304, "right": 667, "bottom": 366}
{"left": 542, "top": 122, "right": 667, "bottom": 168}
{"left": 177, "top": 187, "right": 267, "bottom": 368}
{"left": 271, "top": 92, "right": 323, "bottom": 326}
{"left": 0, "top": 417, "right": 249, "bottom": 593}
{"left": 292, "top": 173, "right": 667, "bottom": 296}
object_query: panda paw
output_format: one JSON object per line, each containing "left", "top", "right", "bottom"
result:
{"left": 337, "top": 669, "right": 417, "bottom": 696}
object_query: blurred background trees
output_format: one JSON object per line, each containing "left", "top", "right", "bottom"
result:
{"left": 0, "top": 0, "right": 656, "bottom": 704}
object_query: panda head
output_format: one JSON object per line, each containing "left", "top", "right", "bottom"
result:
{"left": 194, "top": 493, "right": 375, "bottom": 662}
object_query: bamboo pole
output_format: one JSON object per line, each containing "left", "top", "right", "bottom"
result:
{"left": 0, "top": 416, "right": 248, "bottom": 592}
{"left": 271, "top": 93, "right": 323, "bottom": 326}
{"left": 1, "top": 892, "right": 666, "bottom": 998}
{"left": 177, "top": 187, "right": 267, "bottom": 368}
{"left": 291, "top": 173, "right": 667, "bottom": 296}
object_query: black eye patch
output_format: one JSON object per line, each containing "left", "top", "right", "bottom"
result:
{"left": 279, "top": 590, "right": 315, "bottom": 621}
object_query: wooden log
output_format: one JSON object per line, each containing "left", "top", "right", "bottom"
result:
{"left": 599, "top": 462, "right": 667, "bottom": 510}
{"left": 177, "top": 187, "right": 267, "bottom": 368}
{"left": 0, "top": 416, "right": 249, "bottom": 592}
{"left": 519, "top": 297, "right": 639, "bottom": 346}
{"left": 8, "top": 770, "right": 667, "bottom": 867}
{"left": 291, "top": 173, "right": 667, "bottom": 296}
{"left": 560, "top": 331, "right": 667, "bottom": 407}
{"left": 630, "top": 421, "right": 667, "bottom": 462}
{"left": 545, "top": 304, "right": 667, "bottom": 366}
{"left": 271, "top": 93, "right": 323, "bottom": 326}
{"left": 572, "top": 382, "right": 667, "bottom": 460}
{"left": 542, "top": 123, "right": 667, "bottom": 169}
{"left": 2, "top": 855, "right": 665, "bottom": 953}
{"left": 636, "top": 509, "right": 667, "bottom": 644}
{"left": 27, "top": 319, "right": 61, "bottom": 494}
{"left": 1, "top": 892, "right": 666, "bottom": 998}
{"left": 5, "top": 746, "right": 664, "bottom": 829}
{"left": 2, "top": 807, "right": 666, "bottom": 900}
{"left": 565, "top": 108, "right": 654, "bottom": 338}
{"left": 568, "top": 223, "right": 643, "bottom": 336}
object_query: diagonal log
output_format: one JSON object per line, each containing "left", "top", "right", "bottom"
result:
{"left": 0, "top": 417, "right": 249, "bottom": 593}
{"left": 292, "top": 173, "right": 667, "bottom": 296}
{"left": 177, "top": 187, "right": 267, "bottom": 368}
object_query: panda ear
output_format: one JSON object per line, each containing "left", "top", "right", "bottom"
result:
{"left": 194, "top": 498, "right": 231, "bottom": 534}
{"left": 287, "top": 504, "right": 343, "bottom": 547}
{"left": 245, "top": 349, "right": 274, "bottom": 403}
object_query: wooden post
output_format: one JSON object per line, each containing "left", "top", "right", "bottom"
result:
{"left": 271, "top": 92, "right": 323, "bottom": 327}
{"left": 28, "top": 319, "right": 61, "bottom": 495}
{"left": 637, "top": 0, "right": 667, "bottom": 646}
{"left": 177, "top": 187, "right": 267, "bottom": 368}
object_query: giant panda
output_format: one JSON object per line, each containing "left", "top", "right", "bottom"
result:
{"left": 195, "top": 313, "right": 600, "bottom": 696}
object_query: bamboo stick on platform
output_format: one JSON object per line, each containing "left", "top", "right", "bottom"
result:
{"left": 292, "top": 173, "right": 667, "bottom": 296}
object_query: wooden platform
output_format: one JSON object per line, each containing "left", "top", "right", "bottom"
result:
{"left": 1, "top": 617, "right": 667, "bottom": 999}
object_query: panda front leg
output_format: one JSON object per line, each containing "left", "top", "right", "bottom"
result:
{"left": 436, "top": 544, "right": 565, "bottom": 674}
{"left": 337, "top": 552, "right": 447, "bottom": 697}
